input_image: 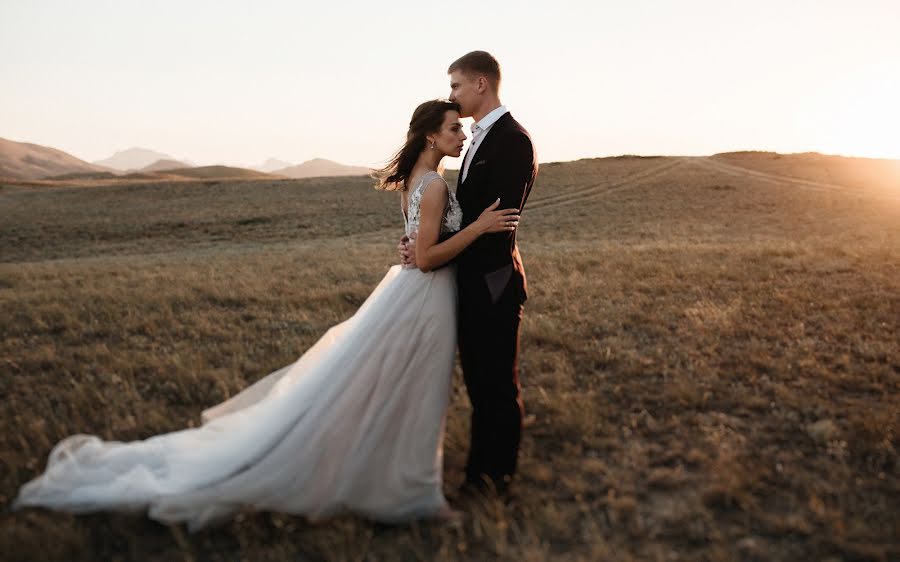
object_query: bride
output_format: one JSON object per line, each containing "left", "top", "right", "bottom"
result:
{"left": 13, "top": 100, "right": 520, "bottom": 530}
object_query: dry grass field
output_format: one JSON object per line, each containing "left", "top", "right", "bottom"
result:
{"left": 1, "top": 152, "right": 898, "bottom": 561}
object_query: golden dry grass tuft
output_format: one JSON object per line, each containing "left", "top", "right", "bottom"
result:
{"left": 1, "top": 154, "right": 898, "bottom": 561}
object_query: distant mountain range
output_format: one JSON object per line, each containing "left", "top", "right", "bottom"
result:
{"left": 0, "top": 137, "right": 110, "bottom": 180}
{"left": 43, "top": 165, "right": 282, "bottom": 182}
{"left": 250, "top": 158, "right": 293, "bottom": 173}
{"left": 271, "top": 158, "right": 372, "bottom": 179}
{"left": 92, "top": 148, "right": 195, "bottom": 171}
{"left": 140, "top": 159, "right": 191, "bottom": 172}
{"left": 0, "top": 138, "right": 373, "bottom": 181}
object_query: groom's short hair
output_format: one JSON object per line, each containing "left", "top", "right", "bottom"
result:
{"left": 448, "top": 51, "right": 501, "bottom": 93}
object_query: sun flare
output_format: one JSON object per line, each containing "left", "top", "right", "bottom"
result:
{"left": 821, "top": 63, "right": 900, "bottom": 161}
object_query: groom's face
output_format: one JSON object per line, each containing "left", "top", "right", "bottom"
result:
{"left": 448, "top": 70, "right": 478, "bottom": 119}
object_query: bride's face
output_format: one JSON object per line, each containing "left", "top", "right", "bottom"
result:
{"left": 429, "top": 110, "right": 466, "bottom": 158}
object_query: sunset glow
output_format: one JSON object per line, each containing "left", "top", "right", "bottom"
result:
{"left": 2, "top": 0, "right": 899, "bottom": 167}
{"left": 816, "top": 62, "right": 900, "bottom": 160}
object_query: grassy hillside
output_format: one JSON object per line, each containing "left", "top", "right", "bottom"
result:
{"left": 161, "top": 165, "right": 280, "bottom": 180}
{"left": 1, "top": 154, "right": 898, "bottom": 561}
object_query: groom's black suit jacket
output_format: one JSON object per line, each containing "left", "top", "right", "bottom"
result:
{"left": 454, "top": 112, "right": 538, "bottom": 306}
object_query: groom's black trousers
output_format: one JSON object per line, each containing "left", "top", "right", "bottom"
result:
{"left": 457, "top": 280, "right": 524, "bottom": 490}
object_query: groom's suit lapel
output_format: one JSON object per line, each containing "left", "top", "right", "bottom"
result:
{"left": 457, "top": 112, "right": 512, "bottom": 202}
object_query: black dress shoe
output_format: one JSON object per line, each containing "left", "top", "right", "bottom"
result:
{"left": 455, "top": 480, "right": 487, "bottom": 500}
{"left": 456, "top": 477, "right": 515, "bottom": 504}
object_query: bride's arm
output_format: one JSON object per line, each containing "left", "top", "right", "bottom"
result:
{"left": 415, "top": 179, "right": 518, "bottom": 273}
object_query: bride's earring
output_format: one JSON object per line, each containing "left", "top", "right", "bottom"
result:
{"left": 429, "top": 139, "right": 435, "bottom": 149}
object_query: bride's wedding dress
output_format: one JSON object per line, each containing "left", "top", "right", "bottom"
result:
{"left": 14, "top": 171, "right": 463, "bottom": 530}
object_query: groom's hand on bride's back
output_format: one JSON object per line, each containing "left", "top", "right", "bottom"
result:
{"left": 399, "top": 230, "right": 462, "bottom": 270}
{"left": 398, "top": 232, "right": 418, "bottom": 267}
{"left": 398, "top": 234, "right": 409, "bottom": 265}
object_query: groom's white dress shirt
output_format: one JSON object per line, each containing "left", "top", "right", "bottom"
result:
{"left": 461, "top": 105, "right": 508, "bottom": 183}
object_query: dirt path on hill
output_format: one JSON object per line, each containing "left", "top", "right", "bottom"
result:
{"left": 527, "top": 158, "right": 685, "bottom": 212}
{"left": 686, "top": 156, "right": 900, "bottom": 201}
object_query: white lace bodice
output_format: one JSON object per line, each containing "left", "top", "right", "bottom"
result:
{"left": 403, "top": 171, "right": 462, "bottom": 237}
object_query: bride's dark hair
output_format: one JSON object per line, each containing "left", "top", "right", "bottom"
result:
{"left": 374, "top": 99, "right": 461, "bottom": 191}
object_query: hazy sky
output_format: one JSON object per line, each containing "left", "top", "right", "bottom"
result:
{"left": 2, "top": 0, "right": 899, "bottom": 168}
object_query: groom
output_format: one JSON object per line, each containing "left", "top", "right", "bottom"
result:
{"left": 401, "top": 51, "right": 538, "bottom": 498}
